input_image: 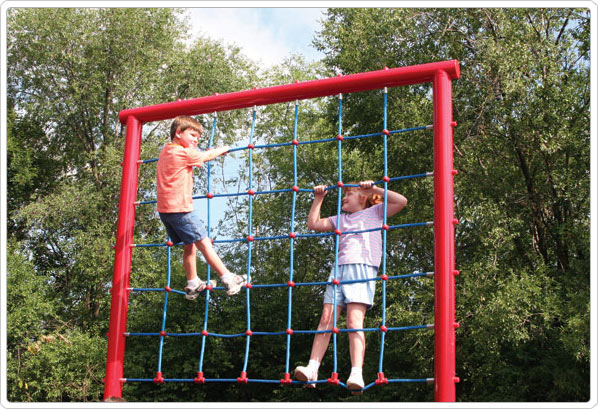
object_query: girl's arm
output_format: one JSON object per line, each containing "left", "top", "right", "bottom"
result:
{"left": 360, "top": 180, "right": 408, "bottom": 217}
{"left": 307, "top": 185, "right": 334, "bottom": 232}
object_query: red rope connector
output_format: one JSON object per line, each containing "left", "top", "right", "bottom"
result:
{"left": 337, "top": 181, "right": 344, "bottom": 188}
{"left": 164, "top": 286, "right": 171, "bottom": 292}
{"left": 166, "top": 241, "right": 174, "bottom": 247}
{"left": 247, "top": 143, "right": 255, "bottom": 150}
{"left": 380, "top": 325, "right": 388, "bottom": 333}
{"left": 327, "top": 372, "right": 339, "bottom": 385}
{"left": 247, "top": 236, "right": 254, "bottom": 242}
{"left": 335, "top": 229, "right": 342, "bottom": 236}
{"left": 382, "top": 176, "right": 390, "bottom": 183}
{"left": 201, "top": 330, "right": 209, "bottom": 337}
{"left": 281, "top": 372, "right": 292, "bottom": 384}
{"left": 248, "top": 189, "right": 255, "bottom": 196}
{"left": 336, "top": 134, "right": 344, "bottom": 141}
{"left": 376, "top": 372, "right": 388, "bottom": 385}
{"left": 287, "top": 281, "right": 295, "bottom": 287}
{"left": 194, "top": 371, "right": 205, "bottom": 384}
{"left": 382, "top": 224, "right": 389, "bottom": 231}
{"left": 332, "top": 327, "right": 339, "bottom": 334}
{"left": 288, "top": 232, "right": 296, "bottom": 239}
{"left": 159, "top": 331, "right": 166, "bottom": 337}
{"left": 153, "top": 372, "right": 165, "bottom": 384}
{"left": 206, "top": 193, "right": 214, "bottom": 199}
{"left": 245, "top": 330, "right": 253, "bottom": 336}
{"left": 237, "top": 372, "right": 249, "bottom": 384}
{"left": 245, "top": 283, "right": 252, "bottom": 289}
{"left": 291, "top": 139, "right": 299, "bottom": 146}
{"left": 332, "top": 278, "right": 340, "bottom": 285}
{"left": 205, "top": 283, "right": 213, "bottom": 291}
{"left": 381, "top": 274, "right": 388, "bottom": 281}
{"left": 292, "top": 185, "right": 300, "bottom": 192}
{"left": 382, "top": 129, "right": 390, "bottom": 136}
{"left": 286, "top": 328, "right": 294, "bottom": 335}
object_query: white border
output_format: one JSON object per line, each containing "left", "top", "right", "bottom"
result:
{"left": 1, "top": 1, "right": 596, "bottom": 408}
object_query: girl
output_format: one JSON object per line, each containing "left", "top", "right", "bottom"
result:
{"left": 294, "top": 180, "right": 407, "bottom": 394}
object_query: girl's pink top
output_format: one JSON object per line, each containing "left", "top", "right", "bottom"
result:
{"left": 328, "top": 203, "right": 384, "bottom": 267}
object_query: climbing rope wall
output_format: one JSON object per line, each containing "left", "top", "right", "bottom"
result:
{"left": 127, "top": 91, "right": 435, "bottom": 392}
{"left": 104, "top": 61, "right": 460, "bottom": 401}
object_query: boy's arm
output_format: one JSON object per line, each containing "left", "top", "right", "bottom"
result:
{"left": 360, "top": 180, "right": 408, "bottom": 217}
{"left": 197, "top": 145, "right": 230, "bottom": 163}
{"left": 307, "top": 185, "right": 334, "bottom": 232}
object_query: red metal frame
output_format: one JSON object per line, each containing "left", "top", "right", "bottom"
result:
{"left": 104, "top": 60, "right": 460, "bottom": 401}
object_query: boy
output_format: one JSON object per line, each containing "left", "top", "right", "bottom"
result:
{"left": 157, "top": 115, "right": 247, "bottom": 299}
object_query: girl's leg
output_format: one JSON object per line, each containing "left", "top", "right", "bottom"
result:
{"left": 295, "top": 303, "right": 344, "bottom": 386}
{"left": 346, "top": 302, "right": 368, "bottom": 369}
{"left": 309, "top": 303, "right": 344, "bottom": 362}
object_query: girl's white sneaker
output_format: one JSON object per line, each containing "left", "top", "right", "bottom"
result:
{"left": 294, "top": 366, "right": 317, "bottom": 389}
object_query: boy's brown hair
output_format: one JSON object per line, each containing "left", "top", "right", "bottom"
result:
{"left": 345, "top": 183, "right": 383, "bottom": 208}
{"left": 170, "top": 115, "right": 204, "bottom": 141}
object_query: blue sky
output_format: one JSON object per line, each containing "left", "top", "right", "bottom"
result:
{"left": 183, "top": 7, "right": 329, "bottom": 233}
{"left": 187, "top": 7, "right": 327, "bottom": 67}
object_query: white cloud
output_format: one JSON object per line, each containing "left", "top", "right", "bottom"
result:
{"left": 186, "top": 7, "right": 326, "bottom": 67}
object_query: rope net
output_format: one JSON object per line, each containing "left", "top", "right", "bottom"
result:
{"left": 124, "top": 89, "right": 437, "bottom": 394}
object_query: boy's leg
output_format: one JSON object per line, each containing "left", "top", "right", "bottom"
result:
{"left": 183, "top": 243, "right": 198, "bottom": 281}
{"left": 183, "top": 243, "right": 210, "bottom": 300}
{"left": 195, "top": 237, "right": 246, "bottom": 295}
{"left": 195, "top": 237, "right": 228, "bottom": 278}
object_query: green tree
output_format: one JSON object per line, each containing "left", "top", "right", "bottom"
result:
{"left": 5, "top": 7, "right": 258, "bottom": 402}
{"left": 311, "top": 8, "right": 590, "bottom": 402}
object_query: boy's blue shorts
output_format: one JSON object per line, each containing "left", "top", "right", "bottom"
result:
{"left": 159, "top": 211, "right": 208, "bottom": 245}
{"left": 324, "top": 264, "right": 378, "bottom": 310}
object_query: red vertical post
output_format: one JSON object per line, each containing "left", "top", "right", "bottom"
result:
{"left": 104, "top": 115, "right": 142, "bottom": 401}
{"left": 433, "top": 70, "right": 456, "bottom": 402}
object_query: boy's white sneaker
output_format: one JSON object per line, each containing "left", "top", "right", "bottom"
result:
{"left": 294, "top": 366, "right": 317, "bottom": 389}
{"left": 346, "top": 372, "right": 364, "bottom": 395}
{"left": 223, "top": 274, "right": 247, "bottom": 296}
{"left": 184, "top": 279, "right": 216, "bottom": 300}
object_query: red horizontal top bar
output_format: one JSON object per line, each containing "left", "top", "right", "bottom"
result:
{"left": 119, "top": 59, "right": 460, "bottom": 125}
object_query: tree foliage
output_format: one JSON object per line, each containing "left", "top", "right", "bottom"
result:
{"left": 311, "top": 8, "right": 591, "bottom": 402}
{"left": 4, "top": 7, "right": 590, "bottom": 403}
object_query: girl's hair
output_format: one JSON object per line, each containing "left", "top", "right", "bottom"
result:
{"left": 170, "top": 115, "right": 204, "bottom": 141}
{"left": 345, "top": 183, "right": 384, "bottom": 208}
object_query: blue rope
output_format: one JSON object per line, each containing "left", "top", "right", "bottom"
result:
{"left": 129, "top": 271, "right": 432, "bottom": 294}
{"left": 285, "top": 101, "right": 300, "bottom": 377}
{"left": 127, "top": 323, "right": 433, "bottom": 338}
{"left": 242, "top": 107, "right": 258, "bottom": 375}
{"left": 134, "top": 173, "right": 432, "bottom": 206}
{"left": 379, "top": 87, "right": 389, "bottom": 374}
{"left": 132, "top": 221, "right": 433, "bottom": 247}
{"left": 332, "top": 93, "right": 343, "bottom": 376}
{"left": 198, "top": 113, "right": 218, "bottom": 374}
{"left": 156, "top": 243, "right": 172, "bottom": 374}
